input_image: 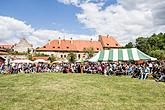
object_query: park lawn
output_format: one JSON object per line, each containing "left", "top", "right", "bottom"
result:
{"left": 0, "top": 73, "right": 165, "bottom": 110}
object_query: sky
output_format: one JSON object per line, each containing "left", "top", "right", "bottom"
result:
{"left": 0, "top": 0, "right": 165, "bottom": 47}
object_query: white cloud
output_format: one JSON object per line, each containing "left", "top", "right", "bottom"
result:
{"left": 0, "top": 16, "right": 93, "bottom": 47}
{"left": 0, "top": 16, "right": 33, "bottom": 41}
{"left": 59, "top": 0, "right": 165, "bottom": 44}
{"left": 57, "top": 0, "right": 106, "bottom": 6}
{"left": 1, "top": 0, "right": 165, "bottom": 47}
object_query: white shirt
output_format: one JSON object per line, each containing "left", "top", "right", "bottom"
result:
{"left": 149, "top": 63, "right": 152, "bottom": 68}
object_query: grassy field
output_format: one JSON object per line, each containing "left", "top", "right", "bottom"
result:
{"left": 0, "top": 73, "right": 165, "bottom": 110}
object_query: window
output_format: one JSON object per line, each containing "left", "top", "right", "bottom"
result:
{"left": 61, "top": 55, "right": 63, "bottom": 58}
{"left": 64, "top": 55, "right": 66, "bottom": 58}
{"left": 116, "top": 44, "right": 118, "bottom": 46}
{"left": 67, "top": 47, "right": 69, "bottom": 49}
{"left": 107, "top": 43, "right": 109, "bottom": 46}
{"left": 97, "top": 48, "right": 99, "bottom": 50}
{"left": 78, "top": 54, "right": 81, "bottom": 59}
{"left": 53, "top": 46, "right": 55, "bottom": 48}
{"left": 43, "top": 46, "right": 46, "bottom": 48}
{"left": 58, "top": 47, "right": 60, "bottom": 48}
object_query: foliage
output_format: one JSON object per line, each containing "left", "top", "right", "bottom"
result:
{"left": 125, "top": 42, "right": 134, "bottom": 48}
{"left": 28, "top": 54, "right": 33, "bottom": 61}
{"left": 27, "top": 48, "right": 31, "bottom": 54}
{"left": 125, "top": 32, "right": 165, "bottom": 60}
{"left": 135, "top": 37, "right": 151, "bottom": 54}
{"left": 49, "top": 54, "right": 57, "bottom": 62}
{"left": 33, "top": 53, "right": 49, "bottom": 57}
{"left": 8, "top": 51, "right": 29, "bottom": 55}
{"left": 67, "top": 52, "right": 76, "bottom": 62}
{"left": 149, "top": 50, "right": 165, "bottom": 60}
{"left": 0, "top": 74, "right": 165, "bottom": 110}
{"left": 83, "top": 47, "right": 94, "bottom": 58}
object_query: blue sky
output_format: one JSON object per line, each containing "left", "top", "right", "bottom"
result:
{"left": 0, "top": 0, "right": 164, "bottom": 46}
{"left": 0, "top": 0, "right": 84, "bottom": 34}
{"left": 0, "top": 0, "right": 116, "bottom": 35}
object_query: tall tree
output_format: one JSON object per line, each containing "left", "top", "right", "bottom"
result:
{"left": 149, "top": 50, "right": 165, "bottom": 60}
{"left": 67, "top": 52, "right": 76, "bottom": 62}
{"left": 135, "top": 37, "right": 151, "bottom": 54}
{"left": 125, "top": 42, "right": 134, "bottom": 48}
{"left": 49, "top": 54, "right": 57, "bottom": 62}
{"left": 83, "top": 47, "right": 94, "bottom": 58}
{"left": 135, "top": 32, "right": 165, "bottom": 60}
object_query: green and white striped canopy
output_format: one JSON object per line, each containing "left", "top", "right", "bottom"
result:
{"left": 88, "top": 48, "right": 157, "bottom": 62}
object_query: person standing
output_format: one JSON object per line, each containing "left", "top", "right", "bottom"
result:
{"left": 142, "top": 64, "right": 150, "bottom": 80}
{"left": 149, "top": 62, "right": 153, "bottom": 73}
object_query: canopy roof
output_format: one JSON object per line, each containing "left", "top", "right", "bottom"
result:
{"left": 88, "top": 48, "right": 157, "bottom": 62}
{"left": 11, "top": 60, "right": 33, "bottom": 63}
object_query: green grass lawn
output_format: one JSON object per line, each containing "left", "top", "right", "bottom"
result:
{"left": 0, "top": 73, "right": 165, "bottom": 110}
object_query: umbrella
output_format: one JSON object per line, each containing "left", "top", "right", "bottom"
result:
{"left": 34, "top": 59, "right": 49, "bottom": 63}
{"left": 88, "top": 48, "right": 157, "bottom": 62}
{"left": 51, "top": 60, "right": 62, "bottom": 64}
{"left": 11, "top": 60, "right": 33, "bottom": 63}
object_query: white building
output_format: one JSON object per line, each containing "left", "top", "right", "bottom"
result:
{"left": 36, "top": 35, "right": 121, "bottom": 60}
{"left": 13, "top": 38, "right": 33, "bottom": 53}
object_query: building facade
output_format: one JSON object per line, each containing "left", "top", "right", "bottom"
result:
{"left": 13, "top": 38, "right": 33, "bottom": 53}
{"left": 36, "top": 35, "right": 121, "bottom": 60}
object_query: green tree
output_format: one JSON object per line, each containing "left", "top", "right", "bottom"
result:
{"left": 83, "top": 47, "right": 94, "bottom": 58}
{"left": 135, "top": 37, "right": 151, "bottom": 54}
{"left": 27, "top": 48, "right": 31, "bottom": 54}
{"left": 125, "top": 42, "right": 134, "bottom": 48}
{"left": 135, "top": 32, "right": 165, "bottom": 60}
{"left": 149, "top": 50, "right": 165, "bottom": 60}
{"left": 28, "top": 54, "right": 33, "bottom": 60}
{"left": 67, "top": 52, "right": 76, "bottom": 62}
{"left": 34, "top": 53, "right": 49, "bottom": 57}
{"left": 49, "top": 54, "right": 57, "bottom": 62}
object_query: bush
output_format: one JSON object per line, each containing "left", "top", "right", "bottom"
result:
{"left": 149, "top": 50, "right": 165, "bottom": 60}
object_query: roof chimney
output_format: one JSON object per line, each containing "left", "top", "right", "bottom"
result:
{"left": 99, "top": 35, "right": 102, "bottom": 38}
{"left": 58, "top": 37, "right": 61, "bottom": 45}
{"left": 70, "top": 37, "right": 73, "bottom": 44}
{"left": 90, "top": 38, "right": 93, "bottom": 42}
{"left": 48, "top": 40, "right": 51, "bottom": 45}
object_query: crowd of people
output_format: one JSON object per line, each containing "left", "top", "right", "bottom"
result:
{"left": 0, "top": 61, "right": 165, "bottom": 82}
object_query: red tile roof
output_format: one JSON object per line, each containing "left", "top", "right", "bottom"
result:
{"left": 36, "top": 40, "right": 103, "bottom": 52}
{"left": 0, "top": 45, "right": 13, "bottom": 49}
{"left": 36, "top": 35, "right": 121, "bottom": 52}
{"left": 99, "top": 35, "right": 121, "bottom": 48}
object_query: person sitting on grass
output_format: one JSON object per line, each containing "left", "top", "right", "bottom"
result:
{"left": 155, "top": 67, "right": 165, "bottom": 82}
{"left": 0, "top": 63, "right": 5, "bottom": 74}
{"left": 141, "top": 64, "right": 150, "bottom": 80}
